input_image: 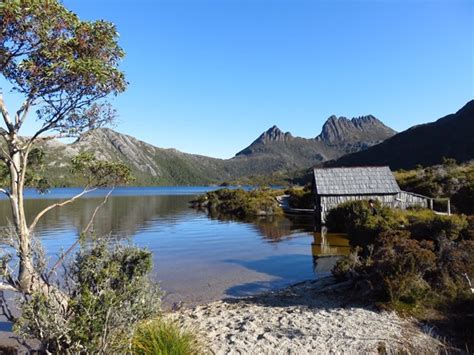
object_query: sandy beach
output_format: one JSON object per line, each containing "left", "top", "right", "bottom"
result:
{"left": 0, "top": 277, "right": 443, "bottom": 354}
{"left": 171, "top": 277, "right": 442, "bottom": 354}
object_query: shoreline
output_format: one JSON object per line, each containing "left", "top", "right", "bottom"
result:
{"left": 0, "top": 276, "right": 443, "bottom": 354}
{"left": 169, "top": 276, "right": 443, "bottom": 354}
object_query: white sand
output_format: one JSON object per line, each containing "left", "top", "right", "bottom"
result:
{"left": 171, "top": 277, "right": 442, "bottom": 354}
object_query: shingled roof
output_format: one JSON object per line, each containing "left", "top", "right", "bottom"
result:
{"left": 313, "top": 167, "right": 401, "bottom": 195}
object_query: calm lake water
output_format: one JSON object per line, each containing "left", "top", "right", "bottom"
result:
{"left": 0, "top": 187, "right": 350, "bottom": 307}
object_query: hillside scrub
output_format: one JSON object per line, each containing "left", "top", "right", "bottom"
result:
{"left": 191, "top": 188, "right": 284, "bottom": 217}
{"left": 395, "top": 160, "right": 474, "bottom": 215}
{"left": 328, "top": 200, "right": 474, "bottom": 349}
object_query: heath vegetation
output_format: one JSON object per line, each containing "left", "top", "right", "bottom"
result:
{"left": 328, "top": 200, "right": 474, "bottom": 349}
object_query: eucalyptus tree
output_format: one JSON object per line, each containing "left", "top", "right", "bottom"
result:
{"left": 0, "top": 0, "right": 128, "bottom": 294}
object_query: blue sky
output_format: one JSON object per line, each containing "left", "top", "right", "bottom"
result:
{"left": 1, "top": 0, "right": 473, "bottom": 158}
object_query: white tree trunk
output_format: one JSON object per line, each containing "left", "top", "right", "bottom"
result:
{"left": 8, "top": 142, "right": 35, "bottom": 292}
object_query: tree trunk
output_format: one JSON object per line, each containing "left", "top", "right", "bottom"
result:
{"left": 8, "top": 141, "right": 35, "bottom": 292}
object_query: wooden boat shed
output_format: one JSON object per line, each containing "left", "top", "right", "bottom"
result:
{"left": 313, "top": 167, "right": 431, "bottom": 223}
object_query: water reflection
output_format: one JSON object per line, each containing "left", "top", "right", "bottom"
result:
{"left": 311, "top": 227, "right": 350, "bottom": 275}
{"left": 0, "top": 188, "right": 350, "bottom": 305}
{"left": 205, "top": 210, "right": 315, "bottom": 243}
{"left": 0, "top": 194, "right": 198, "bottom": 239}
{"left": 311, "top": 227, "right": 350, "bottom": 257}
{"left": 202, "top": 209, "right": 351, "bottom": 285}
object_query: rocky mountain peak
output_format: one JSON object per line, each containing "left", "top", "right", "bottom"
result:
{"left": 316, "top": 115, "right": 396, "bottom": 145}
{"left": 257, "top": 125, "right": 293, "bottom": 143}
{"left": 235, "top": 125, "right": 293, "bottom": 157}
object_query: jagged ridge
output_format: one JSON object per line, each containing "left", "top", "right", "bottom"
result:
{"left": 316, "top": 115, "right": 396, "bottom": 145}
{"left": 328, "top": 100, "right": 474, "bottom": 170}
{"left": 236, "top": 114, "right": 396, "bottom": 159}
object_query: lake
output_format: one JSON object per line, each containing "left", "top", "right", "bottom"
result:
{"left": 0, "top": 187, "right": 350, "bottom": 307}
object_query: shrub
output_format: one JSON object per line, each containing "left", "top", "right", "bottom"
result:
{"left": 460, "top": 216, "right": 474, "bottom": 240}
{"left": 406, "top": 213, "right": 468, "bottom": 241}
{"left": 14, "top": 237, "right": 162, "bottom": 353}
{"left": 395, "top": 162, "right": 474, "bottom": 215}
{"left": 451, "top": 183, "right": 474, "bottom": 215}
{"left": 371, "top": 230, "right": 436, "bottom": 302}
{"left": 325, "top": 200, "right": 374, "bottom": 233}
{"left": 285, "top": 186, "right": 314, "bottom": 209}
{"left": 326, "top": 200, "right": 405, "bottom": 248}
{"left": 330, "top": 199, "right": 474, "bottom": 348}
{"left": 192, "top": 188, "right": 284, "bottom": 217}
{"left": 131, "top": 318, "right": 203, "bottom": 355}
{"left": 435, "top": 240, "right": 474, "bottom": 297}
{"left": 331, "top": 247, "right": 362, "bottom": 281}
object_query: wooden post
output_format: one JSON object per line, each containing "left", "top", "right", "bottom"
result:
{"left": 447, "top": 199, "right": 451, "bottom": 215}
{"left": 429, "top": 199, "right": 433, "bottom": 210}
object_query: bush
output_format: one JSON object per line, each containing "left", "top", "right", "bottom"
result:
{"left": 132, "top": 318, "right": 204, "bottom": 355}
{"left": 406, "top": 212, "right": 468, "bottom": 241}
{"left": 14, "top": 237, "right": 162, "bottom": 353}
{"left": 395, "top": 162, "right": 474, "bottom": 215}
{"left": 371, "top": 230, "right": 436, "bottom": 303}
{"left": 329, "top": 200, "right": 474, "bottom": 348}
{"left": 325, "top": 200, "right": 375, "bottom": 233}
{"left": 460, "top": 216, "right": 474, "bottom": 240}
{"left": 285, "top": 186, "right": 314, "bottom": 209}
{"left": 451, "top": 183, "right": 474, "bottom": 215}
{"left": 191, "top": 188, "right": 283, "bottom": 217}
{"left": 435, "top": 240, "right": 474, "bottom": 296}
{"left": 331, "top": 247, "right": 362, "bottom": 281}
{"left": 325, "top": 200, "right": 405, "bottom": 248}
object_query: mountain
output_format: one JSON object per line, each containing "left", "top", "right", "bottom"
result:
{"left": 41, "top": 128, "right": 233, "bottom": 186}
{"left": 327, "top": 100, "right": 474, "bottom": 170}
{"left": 233, "top": 115, "right": 396, "bottom": 172}
{"left": 38, "top": 114, "right": 396, "bottom": 186}
{"left": 316, "top": 115, "right": 396, "bottom": 152}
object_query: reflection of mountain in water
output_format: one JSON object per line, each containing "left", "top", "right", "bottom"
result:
{"left": 0, "top": 195, "right": 198, "bottom": 238}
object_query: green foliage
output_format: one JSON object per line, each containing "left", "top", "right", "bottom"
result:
{"left": 14, "top": 238, "right": 161, "bottom": 353}
{"left": 132, "top": 318, "right": 204, "bottom": 355}
{"left": 371, "top": 230, "right": 436, "bottom": 303}
{"left": 395, "top": 161, "right": 474, "bottom": 215}
{"left": 406, "top": 212, "right": 468, "bottom": 241}
{"left": 192, "top": 188, "right": 284, "bottom": 217}
{"left": 285, "top": 185, "right": 313, "bottom": 209}
{"left": 325, "top": 200, "right": 405, "bottom": 247}
{"left": 71, "top": 151, "right": 134, "bottom": 187}
{"left": 0, "top": 147, "right": 51, "bottom": 192}
{"left": 1, "top": 0, "right": 126, "bottom": 136}
{"left": 221, "top": 170, "right": 296, "bottom": 187}
{"left": 332, "top": 247, "right": 362, "bottom": 281}
{"left": 329, "top": 200, "right": 474, "bottom": 348}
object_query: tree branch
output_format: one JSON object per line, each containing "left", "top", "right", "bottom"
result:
{"left": 0, "top": 189, "right": 10, "bottom": 198}
{"left": 0, "top": 94, "right": 14, "bottom": 133}
{"left": 0, "top": 282, "right": 19, "bottom": 292}
{"left": 15, "top": 98, "right": 32, "bottom": 129}
{"left": 28, "top": 187, "right": 96, "bottom": 233}
{"left": 47, "top": 187, "right": 115, "bottom": 278}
